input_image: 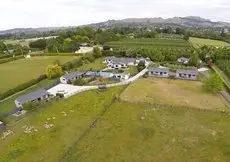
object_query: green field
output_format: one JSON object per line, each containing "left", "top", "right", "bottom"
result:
{"left": 0, "top": 87, "right": 124, "bottom": 162}
{"left": 120, "top": 78, "right": 229, "bottom": 112}
{"left": 4, "top": 37, "right": 58, "bottom": 47}
{"left": 0, "top": 56, "right": 78, "bottom": 93}
{"left": 189, "top": 37, "right": 230, "bottom": 48}
{"left": 108, "top": 38, "right": 191, "bottom": 50}
{"left": 61, "top": 101, "right": 230, "bottom": 162}
{"left": 1, "top": 78, "right": 230, "bottom": 161}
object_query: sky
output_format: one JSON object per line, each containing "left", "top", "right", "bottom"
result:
{"left": 0, "top": 0, "right": 230, "bottom": 30}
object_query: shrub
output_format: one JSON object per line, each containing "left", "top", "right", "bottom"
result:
{"left": 0, "top": 55, "right": 24, "bottom": 64}
{"left": 204, "top": 74, "right": 224, "bottom": 92}
{"left": 137, "top": 61, "right": 146, "bottom": 72}
{"left": 72, "top": 78, "right": 86, "bottom": 86}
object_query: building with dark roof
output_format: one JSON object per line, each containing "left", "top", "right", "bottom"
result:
{"left": 14, "top": 89, "right": 50, "bottom": 108}
{"left": 176, "top": 69, "right": 198, "bottom": 80}
{"left": 148, "top": 68, "right": 169, "bottom": 77}
{"left": 60, "top": 71, "right": 85, "bottom": 84}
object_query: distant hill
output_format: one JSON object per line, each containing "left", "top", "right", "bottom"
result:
{"left": 88, "top": 16, "right": 230, "bottom": 29}
{"left": 0, "top": 27, "right": 74, "bottom": 35}
{"left": 1, "top": 16, "right": 230, "bottom": 35}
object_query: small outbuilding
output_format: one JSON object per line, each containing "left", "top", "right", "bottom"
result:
{"left": 14, "top": 89, "right": 50, "bottom": 108}
{"left": 178, "top": 57, "right": 190, "bottom": 64}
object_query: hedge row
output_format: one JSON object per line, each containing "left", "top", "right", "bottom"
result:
{"left": 0, "top": 53, "right": 22, "bottom": 60}
{"left": 31, "top": 53, "right": 83, "bottom": 57}
{"left": 0, "top": 55, "right": 24, "bottom": 64}
{"left": 0, "top": 75, "right": 47, "bottom": 100}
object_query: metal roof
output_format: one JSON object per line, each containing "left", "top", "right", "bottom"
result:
{"left": 176, "top": 69, "right": 198, "bottom": 75}
{"left": 105, "top": 57, "right": 136, "bottom": 64}
{"left": 15, "top": 89, "right": 49, "bottom": 104}
{"left": 148, "top": 68, "right": 169, "bottom": 72}
{"left": 62, "top": 71, "right": 85, "bottom": 80}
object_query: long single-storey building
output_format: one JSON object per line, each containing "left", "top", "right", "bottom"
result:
{"left": 176, "top": 69, "right": 198, "bottom": 80}
{"left": 148, "top": 68, "right": 169, "bottom": 77}
{"left": 14, "top": 89, "right": 50, "bottom": 108}
{"left": 60, "top": 71, "right": 85, "bottom": 84}
{"left": 105, "top": 57, "right": 137, "bottom": 69}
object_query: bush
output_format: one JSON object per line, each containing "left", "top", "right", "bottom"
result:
{"left": 204, "top": 74, "right": 224, "bottom": 92}
{"left": 137, "top": 61, "right": 146, "bottom": 72}
{"left": 72, "top": 78, "right": 86, "bottom": 86}
{"left": 46, "top": 64, "right": 63, "bottom": 79}
{"left": 0, "top": 75, "right": 47, "bottom": 100}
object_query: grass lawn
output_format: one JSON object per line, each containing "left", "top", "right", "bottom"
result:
{"left": 62, "top": 101, "right": 230, "bottom": 162}
{"left": 189, "top": 37, "right": 230, "bottom": 48}
{"left": 120, "top": 78, "right": 229, "bottom": 112}
{"left": 0, "top": 79, "right": 58, "bottom": 117}
{"left": 0, "top": 86, "right": 124, "bottom": 162}
{"left": 0, "top": 56, "right": 78, "bottom": 93}
{"left": 76, "top": 57, "right": 106, "bottom": 71}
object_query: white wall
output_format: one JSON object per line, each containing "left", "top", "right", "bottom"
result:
{"left": 60, "top": 77, "right": 68, "bottom": 84}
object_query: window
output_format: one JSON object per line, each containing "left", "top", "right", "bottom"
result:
{"left": 164, "top": 72, "right": 167, "bottom": 74}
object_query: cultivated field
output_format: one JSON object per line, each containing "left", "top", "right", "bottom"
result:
{"left": 0, "top": 56, "right": 78, "bottom": 93}
{"left": 189, "top": 37, "right": 230, "bottom": 48}
{"left": 120, "top": 78, "right": 229, "bottom": 111}
{"left": 108, "top": 38, "right": 191, "bottom": 50}
{"left": 62, "top": 101, "right": 230, "bottom": 162}
{"left": 4, "top": 36, "right": 58, "bottom": 47}
{"left": 0, "top": 87, "right": 124, "bottom": 162}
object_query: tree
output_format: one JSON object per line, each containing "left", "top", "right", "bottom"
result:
{"left": 137, "top": 61, "right": 146, "bottom": 72}
{"left": 93, "top": 46, "right": 102, "bottom": 58}
{"left": 46, "top": 38, "right": 60, "bottom": 53}
{"left": 204, "top": 74, "right": 224, "bottom": 92}
{"left": 183, "top": 33, "right": 190, "bottom": 41}
{"left": 0, "top": 41, "right": 6, "bottom": 53}
{"left": 189, "top": 53, "right": 199, "bottom": 67}
{"left": 52, "top": 60, "right": 61, "bottom": 66}
{"left": 29, "top": 39, "right": 47, "bottom": 49}
{"left": 46, "top": 64, "right": 63, "bottom": 79}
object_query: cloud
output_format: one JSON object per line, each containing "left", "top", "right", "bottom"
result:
{"left": 0, "top": 0, "right": 230, "bottom": 30}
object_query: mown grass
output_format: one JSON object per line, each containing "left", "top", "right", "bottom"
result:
{"left": 120, "top": 78, "right": 229, "bottom": 112}
{"left": 189, "top": 37, "right": 230, "bottom": 48}
{"left": 0, "top": 86, "right": 124, "bottom": 162}
{"left": 0, "top": 56, "right": 78, "bottom": 93}
{"left": 76, "top": 57, "right": 106, "bottom": 71}
{"left": 108, "top": 38, "right": 191, "bottom": 50}
{"left": 60, "top": 101, "right": 230, "bottom": 162}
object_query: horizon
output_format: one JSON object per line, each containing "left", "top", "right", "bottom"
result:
{"left": 1, "top": 0, "right": 230, "bottom": 30}
{"left": 1, "top": 16, "right": 230, "bottom": 31}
